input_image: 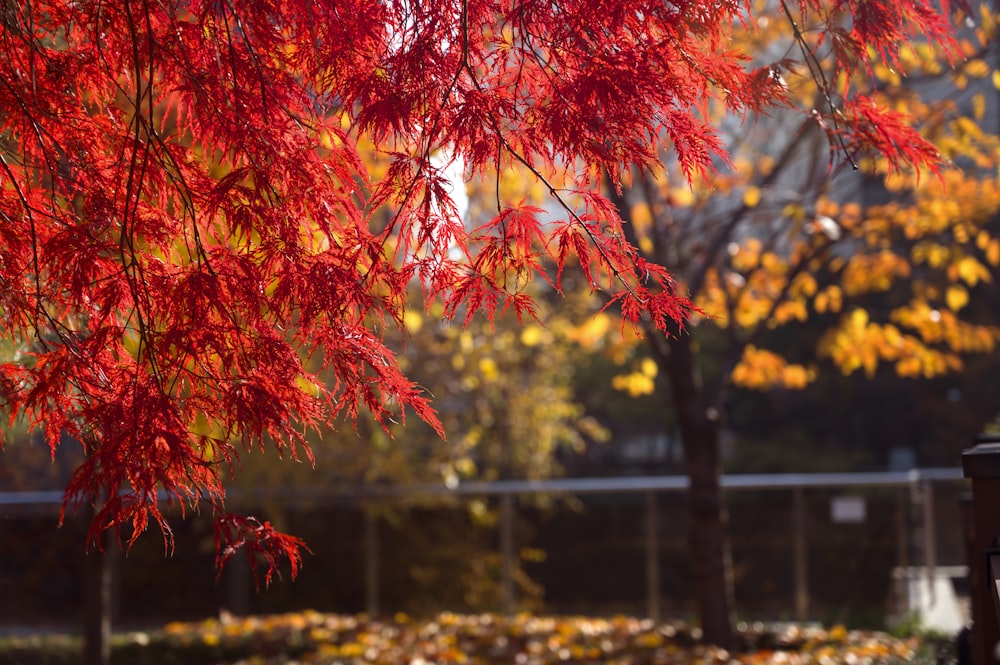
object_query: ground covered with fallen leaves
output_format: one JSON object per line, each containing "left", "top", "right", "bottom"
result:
{"left": 0, "top": 611, "right": 949, "bottom": 665}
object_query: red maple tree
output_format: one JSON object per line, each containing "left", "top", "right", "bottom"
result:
{"left": 0, "top": 0, "right": 959, "bottom": 580}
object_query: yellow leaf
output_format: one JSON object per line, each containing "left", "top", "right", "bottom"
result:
{"left": 611, "top": 372, "right": 656, "bottom": 397}
{"left": 965, "top": 59, "right": 990, "bottom": 77}
{"left": 571, "top": 313, "right": 611, "bottom": 348}
{"left": 459, "top": 331, "right": 474, "bottom": 352}
{"left": 793, "top": 273, "right": 818, "bottom": 297}
{"left": 403, "top": 310, "right": 423, "bottom": 332}
{"left": 815, "top": 291, "right": 829, "bottom": 314}
{"left": 640, "top": 357, "right": 658, "bottom": 378}
{"left": 672, "top": 187, "right": 695, "bottom": 207}
{"left": 988, "top": 240, "right": 1000, "bottom": 267}
{"left": 761, "top": 251, "right": 783, "bottom": 273}
{"left": 993, "top": 70, "right": 1000, "bottom": 90}
{"left": 629, "top": 373, "right": 655, "bottom": 395}
{"left": 957, "top": 256, "right": 988, "bottom": 285}
{"left": 955, "top": 116, "right": 983, "bottom": 140}
{"left": 863, "top": 350, "right": 878, "bottom": 377}
{"left": 636, "top": 633, "right": 664, "bottom": 648}
{"left": 972, "top": 92, "right": 986, "bottom": 121}
{"left": 927, "top": 244, "right": 950, "bottom": 268}
{"left": 318, "top": 128, "right": 341, "bottom": 149}
{"left": 295, "top": 375, "right": 322, "bottom": 398}
{"left": 122, "top": 330, "right": 141, "bottom": 359}
{"left": 946, "top": 285, "right": 969, "bottom": 311}
{"left": 191, "top": 411, "right": 213, "bottom": 437}
{"left": 816, "top": 285, "right": 843, "bottom": 313}
{"left": 873, "top": 63, "right": 900, "bottom": 85}
{"left": 783, "top": 365, "right": 812, "bottom": 389}
{"left": 479, "top": 357, "right": 498, "bottom": 381}
{"left": 775, "top": 300, "right": 807, "bottom": 324}
{"left": 520, "top": 325, "right": 544, "bottom": 346}
{"left": 783, "top": 203, "right": 806, "bottom": 222}
{"left": 977, "top": 230, "right": 991, "bottom": 250}
{"left": 743, "top": 186, "right": 761, "bottom": 208}
{"left": 630, "top": 202, "right": 652, "bottom": 227}
{"left": 339, "top": 642, "right": 365, "bottom": 657}
{"left": 897, "top": 356, "right": 921, "bottom": 378}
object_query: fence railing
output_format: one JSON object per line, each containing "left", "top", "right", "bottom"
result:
{"left": 1, "top": 467, "right": 966, "bottom": 625}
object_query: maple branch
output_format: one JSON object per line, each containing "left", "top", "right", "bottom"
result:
{"left": 686, "top": 121, "right": 810, "bottom": 301}
{"left": 778, "top": 0, "right": 858, "bottom": 170}
{"left": 119, "top": 0, "right": 165, "bottom": 395}
{"left": 637, "top": 172, "right": 682, "bottom": 277}
{"left": 0, "top": 63, "right": 78, "bottom": 349}
{"left": 92, "top": 4, "right": 195, "bottom": 280}
{"left": 503, "top": 140, "right": 642, "bottom": 295}
{"left": 606, "top": 183, "right": 678, "bottom": 368}
{"left": 0, "top": 152, "right": 47, "bottom": 345}
{"left": 366, "top": 3, "right": 472, "bottom": 279}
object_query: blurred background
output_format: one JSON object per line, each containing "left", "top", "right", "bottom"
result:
{"left": 2, "top": 0, "right": 1000, "bottom": 641}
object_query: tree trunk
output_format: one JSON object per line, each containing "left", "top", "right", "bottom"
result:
{"left": 604, "top": 174, "right": 735, "bottom": 646}
{"left": 82, "top": 511, "right": 117, "bottom": 665}
{"left": 683, "top": 431, "right": 735, "bottom": 648}
{"left": 665, "top": 334, "right": 736, "bottom": 649}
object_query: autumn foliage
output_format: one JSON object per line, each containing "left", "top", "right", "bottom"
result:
{"left": 0, "top": 0, "right": 964, "bottom": 577}
{"left": 1, "top": 610, "right": 930, "bottom": 665}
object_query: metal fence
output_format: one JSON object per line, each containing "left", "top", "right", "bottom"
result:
{"left": 0, "top": 468, "right": 968, "bottom": 629}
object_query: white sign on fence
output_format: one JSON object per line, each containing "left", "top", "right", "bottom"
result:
{"left": 831, "top": 495, "right": 867, "bottom": 523}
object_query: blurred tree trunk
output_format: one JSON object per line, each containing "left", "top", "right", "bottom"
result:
{"left": 608, "top": 176, "right": 736, "bottom": 648}
{"left": 82, "top": 509, "right": 117, "bottom": 665}
{"left": 226, "top": 549, "right": 252, "bottom": 617}
{"left": 663, "top": 334, "right": 736, "bottom": 649}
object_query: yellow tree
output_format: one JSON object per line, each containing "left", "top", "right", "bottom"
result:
{"left": 602, "top": 1, "right": 1000, "bottom": 646}
{"left": 222, "top": 284, "right": 608, "bottom": 610}
{"left": 238, "top": 139, "right": 606, "bottom": 489}
{"left": 285, "top": 292, "right": 609, "bottom": 489}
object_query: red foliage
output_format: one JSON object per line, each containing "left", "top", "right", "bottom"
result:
{"left": 0, "top": 0, "right": 959, "bottom": 582}
{"left": 214, "top": 514, "right": 310, "bottom": 588}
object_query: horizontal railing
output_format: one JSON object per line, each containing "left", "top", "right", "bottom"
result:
{"left": 0, "top": 467, "right": 964, "bottom": 506}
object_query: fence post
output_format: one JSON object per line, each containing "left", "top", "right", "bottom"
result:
{"left": 961, "top": 436, "right": 1000, "bottom": 665}
{"left": 645, "top": 490, "right": 661, "bottom": 621}
{"left": 500, "top": 494, "right": 515, "bottom": 613}
{"left": 364, "top": 507, "right": 380, "bottom": 617}
{"left": 83, "top": 520, "right": 118, "bottom": 665}
{"left": 792, "top": 487, "right": 809, "bottom": 622}
{"left": 226, "top": 546, "right": 251, "bottom": 616}
{"left": 895, "top": 485, "right": 912, "bottom": 616}
{"left": 921, "top": 479, "right": 937, "bottom": 606}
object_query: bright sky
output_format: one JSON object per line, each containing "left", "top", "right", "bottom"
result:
{"left": 430, "top": 150, "right": 469, "bottom": 224}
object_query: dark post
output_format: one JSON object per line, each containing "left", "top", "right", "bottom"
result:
{"left": 644, "top": 490, "right": 661, "bottom": 621}
{"left": 922, "top": 480, "right": 937, "bottom": 605}
{"left": 225, "top": 547, "right": 251, "bottom": 617}
{"left": 364, "top": 508, "right": 380, "bottom": 616}
{"left": 500, "top": 494, "right": 515, "bottom": 613}
{"left": 792, "top": 487, "right": 809, "bottom": 621}
{"left": 83, "top": 527, "right": 117, "bottom": 665}
{"left": 961, "top": 436, "right": 1000, "bottom": 665}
